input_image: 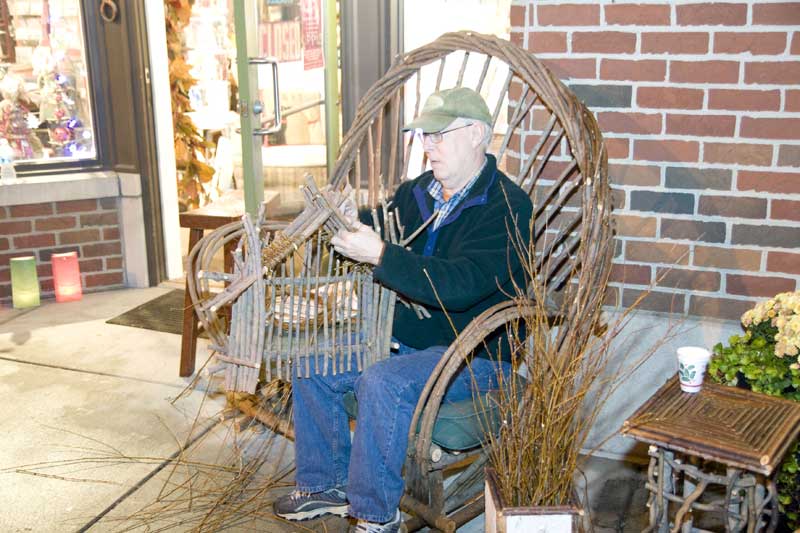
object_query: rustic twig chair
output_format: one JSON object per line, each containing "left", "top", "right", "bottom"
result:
{"left": 187, "top": 31, "right": 613, "bottom": 532}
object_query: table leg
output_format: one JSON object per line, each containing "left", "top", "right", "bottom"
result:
{"left": 180, "top": 228, "right": 204, "bottom": 377}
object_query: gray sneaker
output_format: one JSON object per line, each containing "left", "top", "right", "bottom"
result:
{"left": 273, "top": 487, "right": 349, "bottom": 521}
{"left": 350, "top": 509, "right": 404, "bottom": 532}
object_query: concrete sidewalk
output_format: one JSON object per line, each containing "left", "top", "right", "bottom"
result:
{"left": 0, "top": 288, "right": 648, "bottom": 532}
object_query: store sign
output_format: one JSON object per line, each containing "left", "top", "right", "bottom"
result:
{"left": 300, "top": 0, "right": 323, "bottom": 70}
{"left": 261, "top": 21, "right": 301, "bottom": 62}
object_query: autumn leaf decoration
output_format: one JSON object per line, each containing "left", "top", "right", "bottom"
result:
{"left": 166, "top": 0, "right": 216, "bottom": 211}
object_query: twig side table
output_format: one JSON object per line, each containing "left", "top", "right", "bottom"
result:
{"left": 622, "top": 376, "right": 800, "bottom": 533}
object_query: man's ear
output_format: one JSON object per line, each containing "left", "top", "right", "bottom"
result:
{"left": 470, "top": 122, "right": 484, "bottom": 148}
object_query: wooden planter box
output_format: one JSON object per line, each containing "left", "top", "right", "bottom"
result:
{"left": 485, "top": 468, "right": 582, "bottom": 533}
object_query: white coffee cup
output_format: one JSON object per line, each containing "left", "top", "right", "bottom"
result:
{"left": 677, "top": 346, "right": 712, "bottom": 393}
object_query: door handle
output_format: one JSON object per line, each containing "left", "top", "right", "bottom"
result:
{"left": 248, "top": 57, "right": 281, "bottom": 136}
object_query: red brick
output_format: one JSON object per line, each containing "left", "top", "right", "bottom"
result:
{"left": 36, "top": 263, "right": 52, "bottom": 279}
{"left": 56, "top": 199, "right": 98, "bottom": 214}
{"left": 666, "top": 114, "right": 736, "bottom": 137}
{"left": 793, "top": 32, "right": 800, "bottom": 54}
{"left": 59, "top": 229, "right": 101, "bottom": 245}
{"left": 741, "top": 117, "right": 800, "bottom": 140}
{"left": 85, "top": 272, "right": 124, "bottom": 288}
{"left": 78, "top": 258, "right": 104, "bottom": 273}
{"left": 787, "top": 90, "right": 800, "bottom": 112}
{"left": 703, "top": 142, "right": 773, "bottom": 166}
{"left": 661, "top": 219, "right": 726, "bottom": 242}
{"left": 610, "top": 263, "right": 651, "bottom": 285}
{"left": 0, "top": 268, "right": 8, "bottom": 283}
{"left": 605, "top": 138, "right": 630, "bottom": 160}
{"left": 537, "top": 4, "right": 600, "bottom": 26}
{"left": 767, "top": 251, "right": 800, "bottom": 275}
{"left": 0, "top": 207, "right": 5, "bottom": 219}
{"left": 637, "top": 87, "right": 704, "bottom": 110}
{"left": 676, "top": 3, "right": 747, "bottom": 26}
{"left": 613, "top": 214, "right": 657, "bottom": 237}
{"left": 634, "top": 139, "right": 699, "bottom": 163}
{"left": 543, "top": 58, "right": 596, "bottom": 80}
{"left": 609, "top": 164, "right": 661, "bottom": 186}
{"left": 600, "top": 59, "right": 666, "bottom": 81}
{"left": 642, "top": 32, "right": 709, "bottom": 54}
{"left": 714, "top": 32, "right": 787, "bottom": 55}
{"left": 103, "top": 227, "right": 120, "bottom": 240}
{"left": 605, "top": 4, "right": 671, "bottom": 25}
{"left": 40, "top": 279, "right": 54, "bottom": 293}
{"left": 9, "top": 203, "right": 53, "bottom": 217}
{"left": 573, "top": 32, "right": 636, "bottom": 54}
{"left": 670, "top": 60, "right": 739, "bottom": 83}
{"left": 105, "top": 257, "right": 124, "bottom": 270}
{"left": 599, "top": 112, "right": 662, "bottom": 135}
{"left": 82, "top": 242, "right": 122, "bottom": 257}
{"left": 0, "top": 220, "right": 32, "bottom": 234}
{"left": 778, "top": 145, "right": 800, "bottom": 167}
{"left": 708, "top": 89, "right": 781, "bottom": 111}
{"left": 698, "top": 195, "right": 767, "bottom": 218}
{"left": 528, "top": 32, "right": 567, "bottom": 53}
{"left": 738, "top": 170, "right": 800, "bottom": 194}
{"left": 626, "top": 240, "right": 691, "bottom": 265}
{"left": 623, "top": 289, "right": 685, "bottom": 314}
{"left": 694, "top": 246, "right": 762, "bottom": 271}
{"left": 745, "top": 62, "right": 800, "bottom": 84}
{"left": 510, "top": 4, "right": 526, "bottom": 26}
{"left": 0, "top": 238, "right": 7, "bottom": 251}
{"left": 753, "top": 3, "right": 800, "bottom": 25}
{"left": 80, "top": 212, "right": 118, "bottom": 227}
{"left": 727, "top": 274, "right": 796, "bottom": 297}
{"left": 656, "top": 268, "right": 720, "bottom": 291}
{"left": 510, "top": 30, "right": 523, "bottom": 48}
{"left": 611, "top": 188, "right": 627, "bottom": 209}
{"left": 689, "top": 296, "right": 756, "bottom": 321}
{"left": 13, "top": 233, "right": 55, "bottom": 249}
{"left": 604, "top": 286, "right": 620, "bottom": 307}
{"left": 772, "top": 199, "right": 800, "bottom": 221}
{"left": 34, "top": 216, "right": 76, "bottom": 232}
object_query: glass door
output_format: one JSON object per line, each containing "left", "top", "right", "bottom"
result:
{"left": 234, "top": 0, "right": 339, "bottom": 217}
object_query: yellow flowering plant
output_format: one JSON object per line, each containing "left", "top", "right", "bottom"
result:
{"left": 709, "top": 290, "right": 800, "bottom": 530}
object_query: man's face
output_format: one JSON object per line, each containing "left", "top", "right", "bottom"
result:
{"left": 422, "top": 119, "right": 480, "bottom": 194}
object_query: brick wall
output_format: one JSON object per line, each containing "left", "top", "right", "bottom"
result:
{"left": 511, "top": 0, "right": 800, "bottom": 320}
{"left": 0, "top": 198, "right": 125, "bottom": 304}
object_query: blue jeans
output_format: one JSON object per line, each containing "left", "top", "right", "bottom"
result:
{"left": 291, "top": 341, "right": 510, "bottom": 523}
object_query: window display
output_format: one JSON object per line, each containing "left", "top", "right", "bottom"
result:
{"left": 0, "top": 0, "right": 95, "bottom": 164}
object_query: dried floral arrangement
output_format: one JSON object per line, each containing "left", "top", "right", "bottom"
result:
{"left": 165, "top": 0, "right": 215, "bottom": 211}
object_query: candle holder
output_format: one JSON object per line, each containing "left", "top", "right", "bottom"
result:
{"left": 52, "top": 251, "right": 82, "bottom": 302}
{"left": 10, "top": 256, "right": 40, "bottom": 308}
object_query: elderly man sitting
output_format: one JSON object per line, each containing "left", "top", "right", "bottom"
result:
{"left": 273, "top": 87, "right": 532, "bottom": 533}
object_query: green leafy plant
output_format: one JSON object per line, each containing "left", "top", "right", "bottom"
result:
{"left": 709, "top": 290, "right": 800, "bottom": 530}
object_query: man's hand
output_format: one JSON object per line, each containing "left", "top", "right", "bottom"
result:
{"left": 330, "top": 222, "right": 385, "bottom": 266}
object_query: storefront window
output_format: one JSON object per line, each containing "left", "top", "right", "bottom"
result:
{"left": 0, "top": 0, "right": 95, "bottom": 164}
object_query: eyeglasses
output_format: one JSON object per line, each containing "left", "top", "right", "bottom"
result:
{"left": 421, "top": 123, "right": 474, "bottom": 144}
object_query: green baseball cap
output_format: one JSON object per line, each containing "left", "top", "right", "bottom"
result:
{"left": 402, "top": 87, "right": 492, "bottom": 133}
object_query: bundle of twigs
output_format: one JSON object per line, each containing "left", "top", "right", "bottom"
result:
{"left": 482, "top": 230, "right": 664, "bottom": 508}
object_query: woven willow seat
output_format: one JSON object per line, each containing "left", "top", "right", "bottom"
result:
{"left": 187, "top": 31, "right": 613, "bottom": 532}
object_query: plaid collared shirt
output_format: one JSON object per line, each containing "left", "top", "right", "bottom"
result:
{"left": 426, "top": 159, "right": 486, "bottom": 231}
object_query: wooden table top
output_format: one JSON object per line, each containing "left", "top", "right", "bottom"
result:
{"left": 179, "top": 189, "right": 280, "bottom": 230}
{"left": 622, "top": 376, "right": 800, "bottom": 475}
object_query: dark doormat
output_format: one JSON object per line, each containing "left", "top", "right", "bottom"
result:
{"left": 107, "top": 289, "right": 203, "bottom": 336}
